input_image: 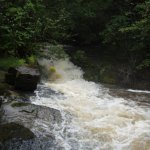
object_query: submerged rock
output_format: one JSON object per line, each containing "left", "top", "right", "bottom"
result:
{"left": 1, "top": 100, "right": 62, "bottom": 131}
{"left": 0, "top": 100, "right": 63, "bottom": 150}
{"left": 0, "top": 123, "right": 35, "bottom": 142}
{"left": 5, "top": 66, "right": 40, "bottom": 91}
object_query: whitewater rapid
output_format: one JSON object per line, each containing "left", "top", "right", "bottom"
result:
{"left": 31, "top": 59, "right": 150, "bottom": 150}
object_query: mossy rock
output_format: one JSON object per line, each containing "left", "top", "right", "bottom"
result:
{"left": 0, "top": 70, "right": 6, "bottom": 82}
{"left": 0, "top": 123, "right": 35, "bottom": 142}
{"left": 4, "top": 90, "right": 20, "bottom": 98}
{"left": 49, "top": 66, "right": 56, "bottom": 73}
{"left": 0, "top": 83, "right": 12, "bottom": 95}
{"left": 11, "top": 102, "right": 30, "bottom": 107}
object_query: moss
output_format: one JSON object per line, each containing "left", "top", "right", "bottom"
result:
{"left": 0, "top": 57, "right": 25, "bottom": 71}
{"left": 0, "top": 123, "right": 35, "bottom": 142}
{"left": 11, "top": 102, "right": 30, "bottom": 107}
{"left": 48, "top": 66, "right": 58, "bottom": 80}
{"left": 49, "top": 66, "right": 56, "bottom": 73}
{"left": 26, "top": 55, "right": 37, "bottom": 66}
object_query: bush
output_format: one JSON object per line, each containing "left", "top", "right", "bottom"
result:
{"left": 27, "top": 55, "right": 37, "bottom": 66}
{"left": 0, "top": 57, "right": 25, "bottom": 70}
{"left": 73, "top": 50, "right": 89, "bottom": 67}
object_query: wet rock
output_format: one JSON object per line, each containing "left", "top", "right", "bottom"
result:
{"left": 108, "top": 87, "right": 150, "bottom": 106}
{"left": 0, "top": 123, "right": 35, "bottom": 142}
{"left": 37, "top": 106, "right": 62, "bottom": 124}
{"left": 15, "top": 66, "right": 40, "bottom": 91}
{"left": 0, "top": 70, "right": 6, "bottom": 83}
{"left": 0, "top": 70, "right": 13, "bottom": 98}
{"left": 0, "top": 100, "right": 63, "bottom": 149}
{"left": 5, "top": 67, "right": 18, "bottom": 85}
{"left": 0, "top": 97, "right": 2, "bottom": 107}
{"left": 1, "top": 101, "right": 62, "bottom": 129}
{"left": 4, "top": 90, "right": 20, "bottom": 99}
{"left": 0, "top": 83, "right": 12, "bottom": 96}
{"left": 5, "top": 66, "right": 40, "bottom": 91}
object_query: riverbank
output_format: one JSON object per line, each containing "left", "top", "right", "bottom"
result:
{"left": 0, "top": 69, "right": 63, "bottom": 149}
{"left": 66, "top": 46, "right": 150, "bottom": 91}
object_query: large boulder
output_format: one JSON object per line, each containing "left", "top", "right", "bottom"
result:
{"left": 0, "top": 101, "right": 62, "bottom": 149}
{"left": 15, "top": 66, "right": 40, "bottom": 91}
{"left": 5, "top": 67, "right": 18, "bottom": 85}
{"left": 5, "top": 66, "right": 40, "bottom": 91}
{"left": 0, "top": 123, "right": 35, "bottom": 142}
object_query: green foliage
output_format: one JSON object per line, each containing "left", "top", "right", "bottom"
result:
{"left": 136, "top": 58, "right": 150, "bottom": 70}
{"left": 0, "top": 57, "right": 25, "bottom": 70}
{"left": 73, "top": 50, "right": 88, "bottom": 64}
{"left": 0, "top": 0, "right": 149, "bottom": 74}
{"left": 27, "top": 55, "right": 37, "bottom": 65}
{"left": 42, "top": 8, "right": 72, "bottom": 43}
{"left": 65, "top": 0, "right": 113, "bottom": 44}
{"left": 47, "top": 45, "right": 68, "bottom": 60}
{"left": 101, "top": 0, "right": 150, "bottom": 70}
{"left": 0, "top": 0, "right": 45, "bottom": 56}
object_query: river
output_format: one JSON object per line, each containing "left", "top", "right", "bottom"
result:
{"left": 30, "top": 58, "right": 150, "bottom": 150}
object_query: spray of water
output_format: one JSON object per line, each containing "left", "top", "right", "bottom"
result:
{"left": 31, "top": 58, "right": 150, "bottom": 150}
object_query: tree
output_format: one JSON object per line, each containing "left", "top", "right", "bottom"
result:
{"left": 0, "top": 0, "right": 44, "bottom": 56}
{"left": 101, "top": 0, "right": 150, "bottom": 69}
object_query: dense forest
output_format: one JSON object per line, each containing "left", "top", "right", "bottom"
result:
{"left": 0, "top": 0, "right": 150, "bottom": 85}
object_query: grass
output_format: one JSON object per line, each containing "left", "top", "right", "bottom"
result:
{"left": 0, "top": 57, "right": 26, "bottom": 70}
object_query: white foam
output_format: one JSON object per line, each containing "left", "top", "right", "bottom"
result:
{"left": 127, "top": 89, "right": 150, "bottom": 94}
{"left": 31, "top": 58, "right": 150, "bottom": 150}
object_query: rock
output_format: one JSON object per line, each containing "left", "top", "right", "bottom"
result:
{"left": 5, "top": 67, "right": 18, "bottom": 85}
{"left": 11, "top": 102, "right": 30, "bottom": 107}
{"left": 0, "top": 123, "right": 35, "bottom": 142}
{"left": 0, "top": 97, "right": 2, "bottom": 107}
{"left": 5, "top": 73, "right": 16, "bottom": 85}
{"left": 0, "top": 70, "right": 6, "bottom": 82}
{"left": 5, "top": 66, "right": 40, "bottom": 91}
{"left": 0, "top": 83, "right": 12, "bottom": 96}
{"left": 0, "top": 101, "right": 62, "bottom": 149}
{"left": 0, "top": 70, "right": 12, "bottom": 97}
{"left": 0, "top": 86, "right": 64, "bottom": 149}
{"left": 1, "top": 101, "right": 62, "bottom": 129}
{"left": 4, "top": 90, "right": 20, "bottom": 98}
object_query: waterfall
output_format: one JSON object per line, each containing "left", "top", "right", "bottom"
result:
{"left": 31, "top": 58, "right": 150, "bottom": 150}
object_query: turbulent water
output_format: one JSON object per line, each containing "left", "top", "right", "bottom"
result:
{"left": 31, "top": 58, "right": 150, "bottom": 150}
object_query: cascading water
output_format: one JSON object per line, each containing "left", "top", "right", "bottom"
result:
{"left": 31, "top": 58, "right": 150, "bottom": 150}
